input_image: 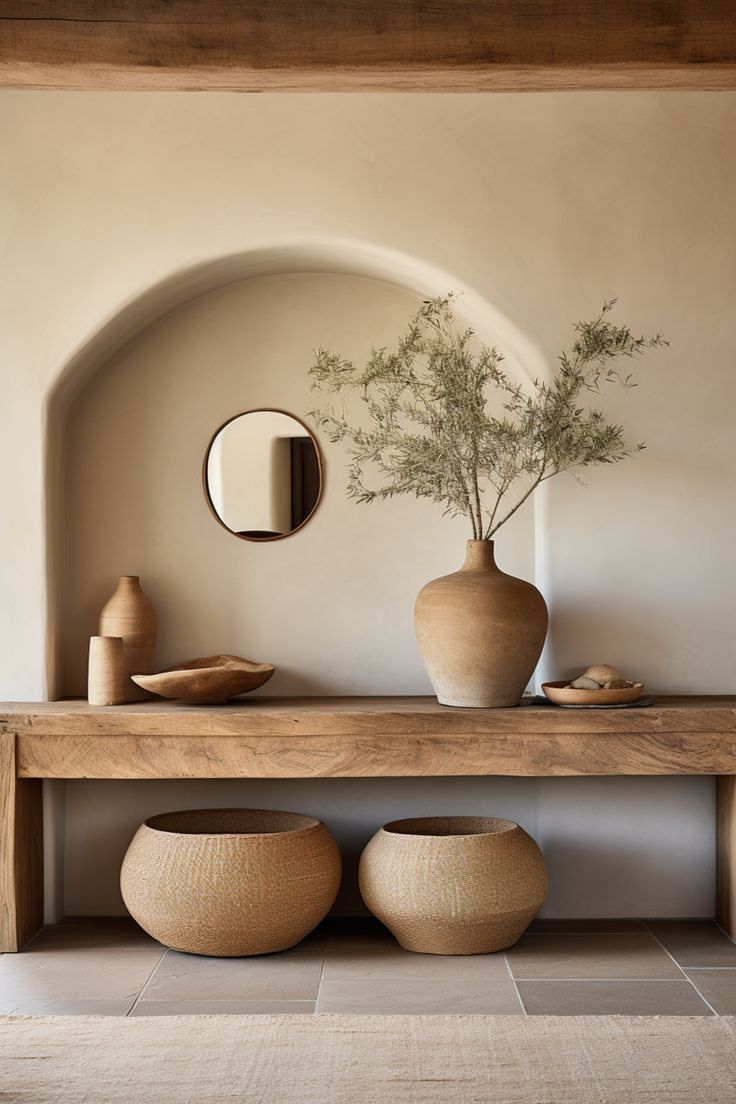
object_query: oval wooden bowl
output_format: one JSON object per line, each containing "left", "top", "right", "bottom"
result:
{"left": 132, "top": 655, "right": 274, "bottom": 704}
{"left": 542, "top": 680, "right": 644, "bottom": 706}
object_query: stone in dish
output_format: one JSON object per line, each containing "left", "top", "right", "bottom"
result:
{"left": 568, "top": 664, "right": 638, "bottom": 690}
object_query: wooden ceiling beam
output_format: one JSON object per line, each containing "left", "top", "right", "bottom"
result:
{"left": 1, "top": 1, "right": 735, "bottom": 92}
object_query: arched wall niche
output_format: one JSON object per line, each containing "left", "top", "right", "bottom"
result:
{"left": 45, "top": 238, "right": 548, "bottom": 699}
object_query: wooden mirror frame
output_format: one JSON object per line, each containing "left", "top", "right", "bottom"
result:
{"left": 202, "top": 407, "right": 324, "bottom": 543}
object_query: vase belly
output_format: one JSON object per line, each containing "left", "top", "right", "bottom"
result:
{"left": 414, "top": 541, "right": 548, "bottom": 708}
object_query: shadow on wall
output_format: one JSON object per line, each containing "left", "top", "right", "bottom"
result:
{"left": 60, "top": 775, "right": 715, "bottom": 919}
{"left": 543, "top": 597, "right": 672, "bottom": 688}
{"left": 62, "top": 776, "right": 539, "bottom": 917}
{"left": 251, "top": 669, "right": 339, "bottom": 697}
{"left": 542, "top": 834, "right": 714, "bottom": 919}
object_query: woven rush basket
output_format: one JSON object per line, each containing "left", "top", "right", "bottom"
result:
{"left": 120, "top": 808, "right": 341, "bottom": 957}
{"left": 359, "top": 815, "right": 547, "bottom": 955}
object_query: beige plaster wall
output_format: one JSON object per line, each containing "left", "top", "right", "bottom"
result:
{"left": 62, "top": 273, "right": 530, "bottom": 698}
{"left": 1, "top": 90, "right": 734, "bottom": 918}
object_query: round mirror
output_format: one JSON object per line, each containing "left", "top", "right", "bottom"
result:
{"left": 203, "top": 409, "right": 323, "bottom": 541}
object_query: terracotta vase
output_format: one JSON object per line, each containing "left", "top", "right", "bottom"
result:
{"left": 414, "top": 540, "right": 547, "bottom": 708}
{"left": 99, "top": 575, "right": 156, "bottom": 702}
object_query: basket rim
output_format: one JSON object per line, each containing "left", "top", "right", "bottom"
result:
{"left": 142, "top": 807, "right": 323, "bottom": 838}
{"left": 381, "top": 815, "right": 519, "bottom": 839}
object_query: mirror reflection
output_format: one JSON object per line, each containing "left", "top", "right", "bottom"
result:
{"left": 204, "top": 409, "right": 322, "bottom": 541}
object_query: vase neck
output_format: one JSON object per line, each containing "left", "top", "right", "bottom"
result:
{"left": 462, "top": 540, "right": 497, "bottom": 571}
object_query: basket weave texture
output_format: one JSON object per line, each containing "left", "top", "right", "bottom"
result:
{"left": 120, "top": 808, "right": 341, "bottom": 957}
{"left": 359, "top": 815, "right": 547, "bottom": 955}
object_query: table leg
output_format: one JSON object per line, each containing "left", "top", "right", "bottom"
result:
{"left": 717, "top": 776, "right": 736, "bottom": 940}
{"left": 0, "top": 731, "right": 43, "bottom": 951}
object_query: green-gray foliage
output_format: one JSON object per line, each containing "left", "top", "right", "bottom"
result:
{"left": 308, "top": 295, "right": 666, "bottom": 540}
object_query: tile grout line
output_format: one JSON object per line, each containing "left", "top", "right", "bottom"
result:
{"left": 503, "top": 953, "right": 527, "bottom": 1015}
{"left": 714, "top": 920, "right": 736, "bottom": 945}
{"left": 668, "top": 966, "right": 736, "bottom": 971}
{"left": 498, "top": 976, "right": 725, "bottom": 983}
{"left": 641, "top": 921, "right": 720, "bottom": 1017}
{"left": 314, "top": 949, "right": 327, "bottom": 1016}
{"left": 23, "top": 926, "right": 47, "bottom": 951}
{"left": 126, "top": 946, "right": 168, "bottom": 1017}
{"left": 128, "top": 1000, "right": 316, "bottom": 1013}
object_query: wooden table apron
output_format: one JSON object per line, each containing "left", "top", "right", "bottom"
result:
{"left": 2, "top": 696, "right": 736, "bottom": 952}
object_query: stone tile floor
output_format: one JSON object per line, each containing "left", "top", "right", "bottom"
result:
{"left": 1, "top": 917, "right": 736, "bottom": 1016}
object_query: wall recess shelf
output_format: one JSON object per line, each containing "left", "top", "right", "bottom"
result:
{"left": 2, "top": 696, "right": 736, "bottom": 951}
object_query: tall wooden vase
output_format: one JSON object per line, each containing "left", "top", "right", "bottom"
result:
{"left": 414, "top": 540, "right": 547, "bottom": 708}
{"left": 99, "top": 576, "right": 156, "bottom": 703}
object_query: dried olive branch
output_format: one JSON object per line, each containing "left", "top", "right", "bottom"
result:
{"left": 308, "top": 295, "right": 667, "bottom": 539}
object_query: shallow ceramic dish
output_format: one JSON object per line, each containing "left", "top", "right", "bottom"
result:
{"left": 132, "top": 655, "right": 275, "bottom": 704}
{"left": 541, "top": 680, "right": 644, "bottom": 707}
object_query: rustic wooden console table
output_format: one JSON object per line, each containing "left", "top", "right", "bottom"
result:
{"left": 2, "top": 696, "right": 736, "bottom": 952}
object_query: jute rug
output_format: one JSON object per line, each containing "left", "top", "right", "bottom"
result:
{"left": 2, "top": 1014, "right": 736, "bottom": 1104}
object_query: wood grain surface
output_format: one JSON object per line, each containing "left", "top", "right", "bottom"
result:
{"left": 717, "top": 776, "right": 736, "bottom": 938}
{"left": 0, "top": 732, "right": 43, "bottom": 952}
{"left": 1, "top": 1, "right": 735, "bottom": 91}
{"left": 2, "top": 696, "right": 736, "bottom": 731}
{"left": 3, "top": 697, "right": 736, "bottom": 779}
